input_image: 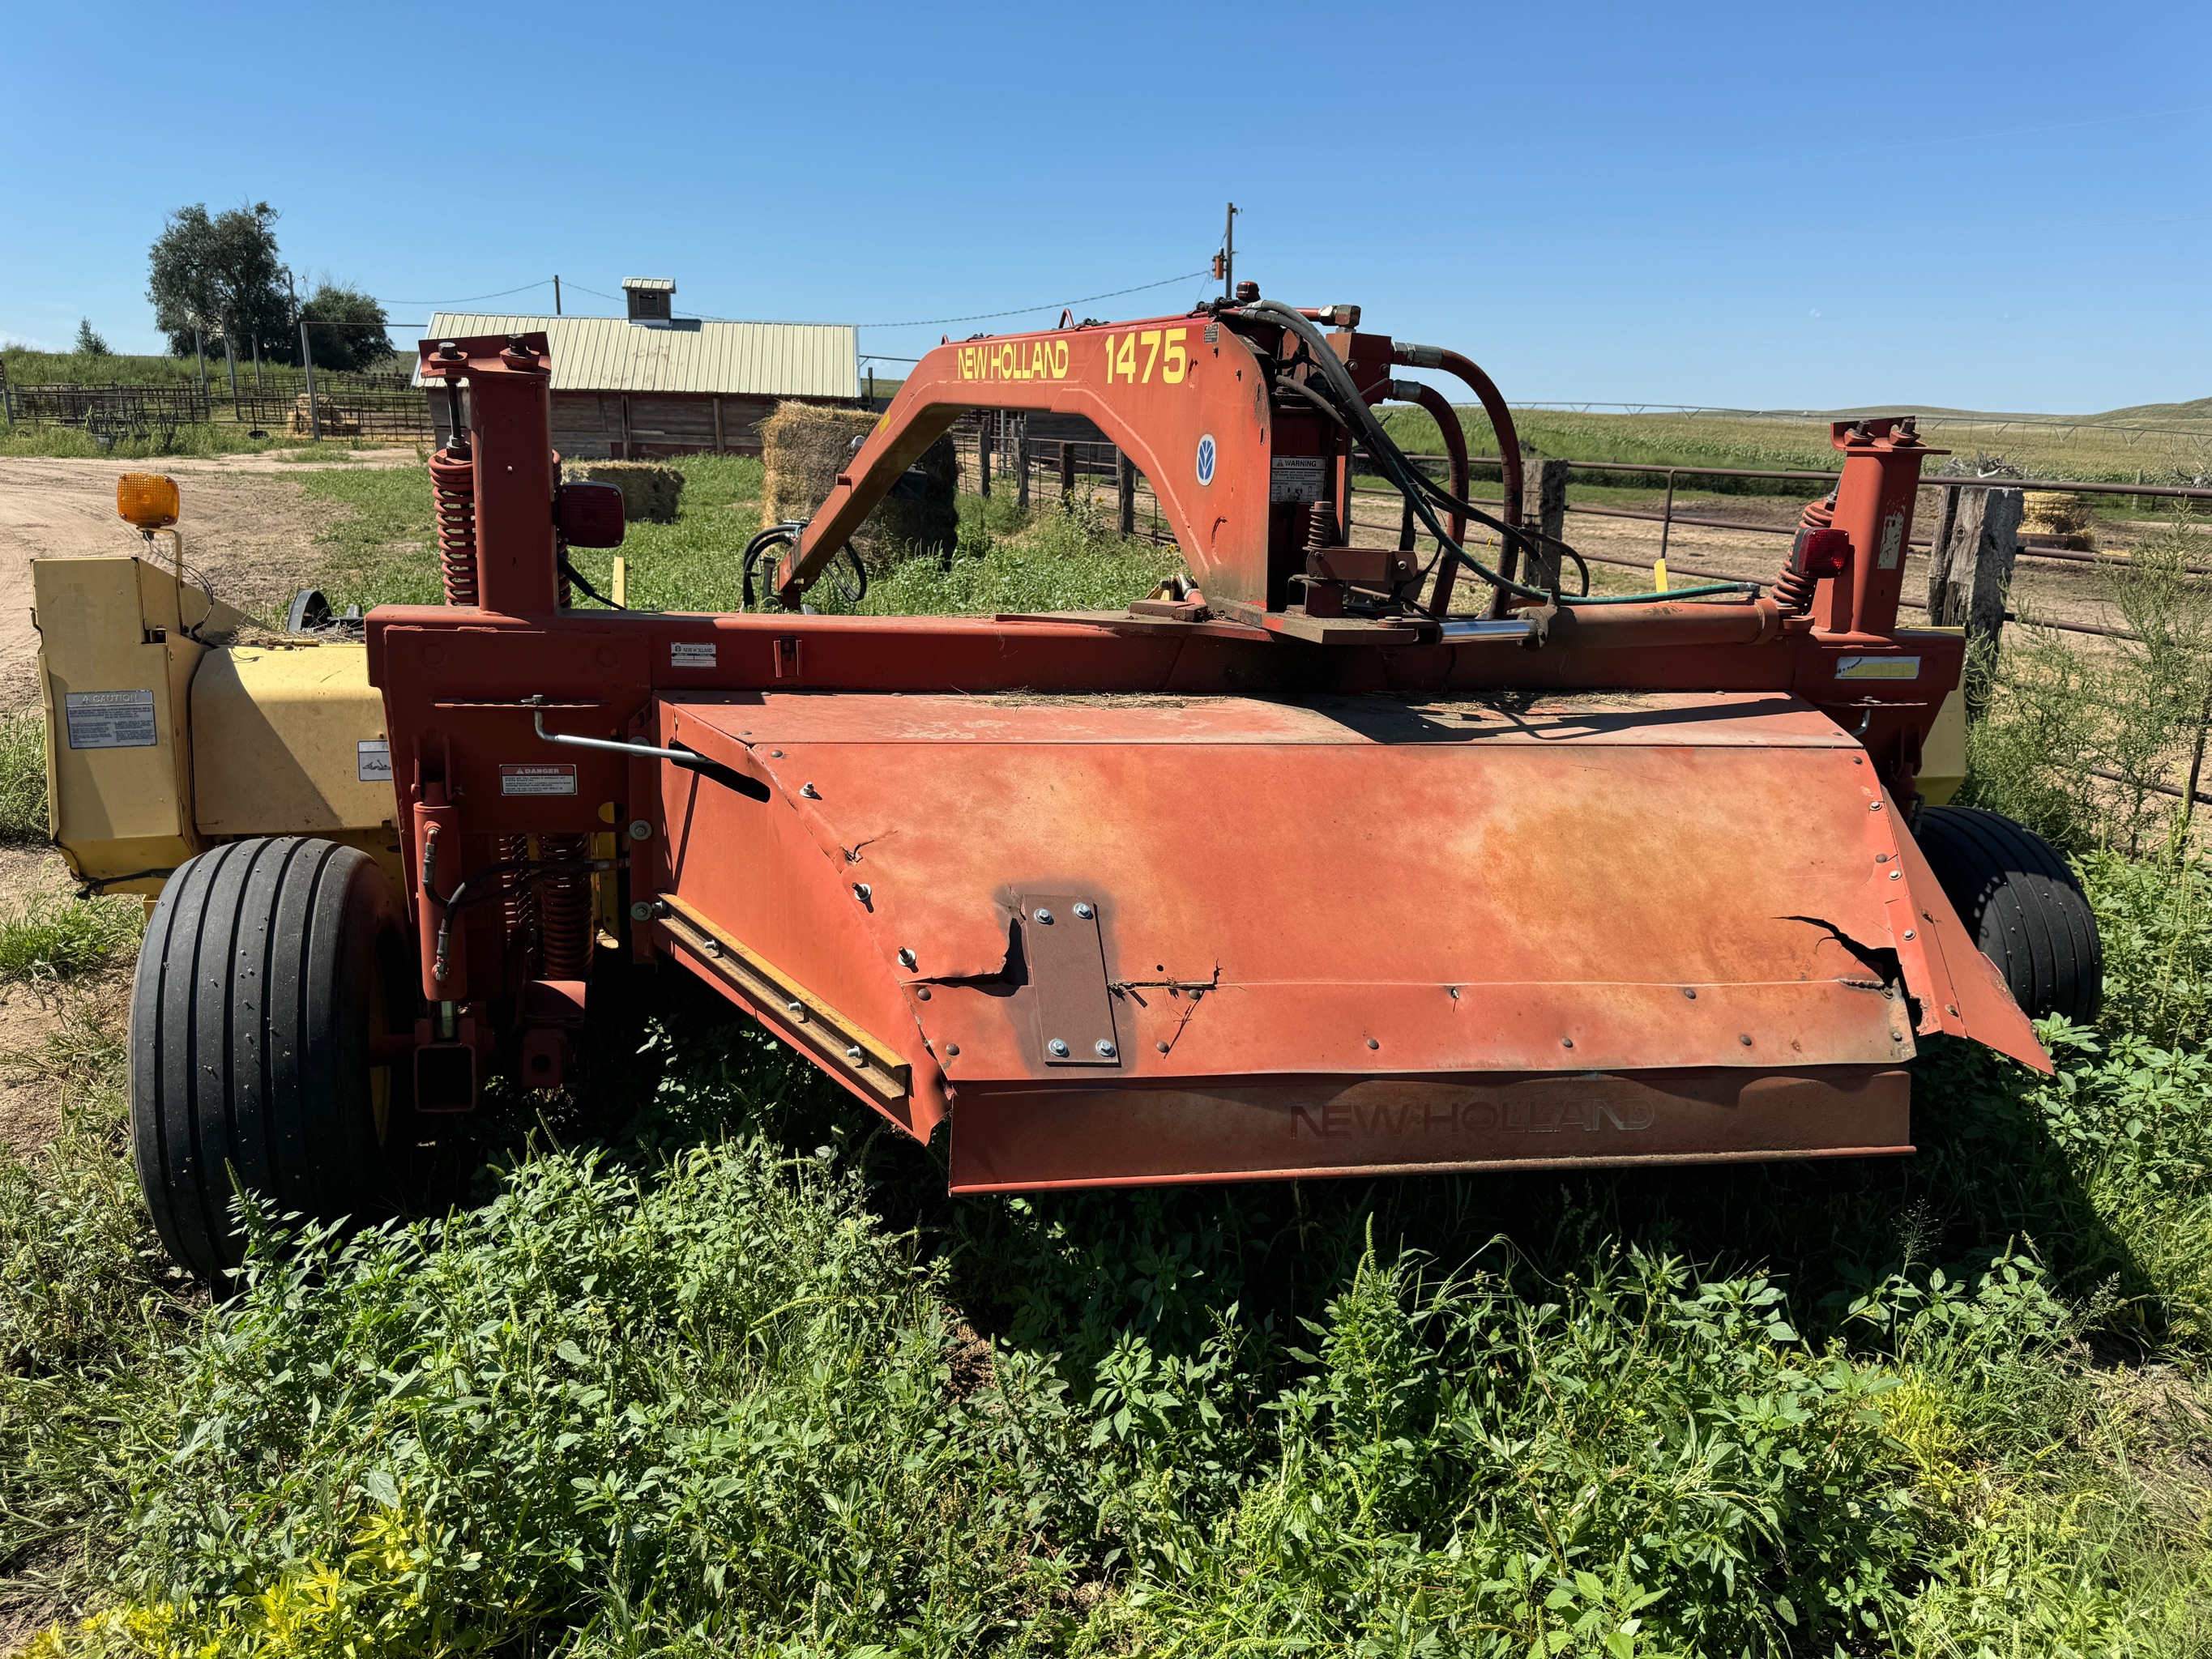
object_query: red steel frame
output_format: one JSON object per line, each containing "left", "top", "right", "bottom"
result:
{"left": 372, "top": 310, "right": 2046, "bottom": 1191}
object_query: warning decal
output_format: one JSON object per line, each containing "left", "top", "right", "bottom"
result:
{"left": 357, "top": 740, "right": 392, "bottom": 783}
{"left": 64, "top": 689, "right": 157, "bottom": 750}
{"left": 1836, "top": 655, "right": 1920, "bottom": 681}
{"left": 500, "top": 763, "right": 579, "bottom": 796}
{"left": 1270, "top": 456, "right": 1326, "bottom": 504}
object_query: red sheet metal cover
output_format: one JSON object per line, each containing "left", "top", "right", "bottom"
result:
{"left": 661, "top": 690, "right": 1941, "bottom": 1095}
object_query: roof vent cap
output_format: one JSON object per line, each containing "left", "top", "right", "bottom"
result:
{"left": 622, "top": 277, "right": 675, "bottom": 322}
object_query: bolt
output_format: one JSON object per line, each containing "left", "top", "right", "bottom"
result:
{"left": 1074, "top": 902, "right": 1095, "bottom": 919}
{"left": 916, "top": 987, "right": 931, "bottom": 1000}
{"left": 853, "top": 882, "right": 872, "bottom": 903}
{"left": 1870, "top": 800, "right": 1884, "bottom": 812}
{"left": 786, "top": 1000, "right": 805, "bottom": 1018}
{"left": 1366, "top": 1037, "right": 1379, "bottom": 1050}
{"left": 1095, "top": 1039, "right": 1117, "bottom": 1058}
{"left": 1682, "top": 987, "right": 1697, "bottom": 999}
{"left": 770, "top": 749, "right": 784, "bottom": 758}
{"left": 945, "top": 1043, "right": 959, "bottom": 1056}
{"left": 898, "top": 947, "right": 916, "bottom": 968}
{"left": 1033, "top": 907, "right": 1054, "bottom": 925}
{"left": 1740, "top": 1034, "right": 1753, "bottom": 1046}
{"left": 629, "top": 819, "right": 652, "bottom": 841}
{"left": 1155, "top": 1040, "right": 1169, "bottom": 1054}
{"left": 845, "top": 1046, "right": 864, "bottom": 1065}
{"left": 801, "top": 782, "right": 821, "bottom": 798}
{"left": 1875, "top": 852, "right": 1890, "bottom": 864}
{"left": 1561, "top": 1037, "right": 1574, "bottom": 1049}
{"left": 702, "top": 939, "right": 722, "bottom": 958}
{"left": 1048, "top": 1038, "right": 1070, "bottom": 1058}
{"left": 1903, "top": 928, "right": 1916, "bottom": 940}
{"left": 629, "top": 900, "right": 654, "bottom": 921}
{"left": 1889, "top": 870, "right": 1902, "bottom": 881}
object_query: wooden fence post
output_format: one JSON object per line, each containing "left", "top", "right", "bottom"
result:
{"left": 1927, "top": 484, "right": 2022, "bottom": 717}
{"left": 1521, "top": 458, "right": 1569, "bottom": 593}
{"left": 712, "top": 395, "right": 725, "bottom": 453}
{"left": 1017, "top": 437, "right": 1030, "bottom": 510}
{"left": 980, "top": 416, "right": 993, "bottom": 497}
{"left": 1, "top": 359, "right": 11, "bottom": 425}
{"left": 1059, "top": 441, "right": 1076, "bottom": 508}
{"left": 1117, "top": 450, "right": 1136, "bottom": 535}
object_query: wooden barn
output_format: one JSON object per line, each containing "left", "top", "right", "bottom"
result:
{"left": 419, "top": 278, "right": 858, "bottom": 459}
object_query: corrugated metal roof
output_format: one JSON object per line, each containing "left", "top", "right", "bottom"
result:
{"left": 621, "top": 277, "right": 675, "bottom": 293}
{"left": 412, "top": 314, "right": 857, "bottom": 399}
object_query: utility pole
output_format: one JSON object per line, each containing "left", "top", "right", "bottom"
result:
{"left": 290, "top": 270, "right": 318, "bottom": 440}
{"left": 554, "top": 275, "right": 562, "bottom": 316}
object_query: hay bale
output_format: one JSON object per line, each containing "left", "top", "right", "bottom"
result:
{"left": 759, "top": 401, "right": 956, "bottom": 567}
{"left": 567, "top": 461, "right": 683, "bottom": 523}
{"left": 761, "top": 403, "right": 878, "bottom": 526}
{"left": 871, "top": 434, "right": 959, "bottom": 569}
{"left": 2020, "top": 490, "right": 2098, "bottom": 551}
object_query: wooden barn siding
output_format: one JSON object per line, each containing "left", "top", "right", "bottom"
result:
{"left": 427, "top": 389, "right": 858, "bottom": 458}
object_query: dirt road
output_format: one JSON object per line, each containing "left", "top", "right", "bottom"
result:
{"left": 0, "top": 450, "right": 416, "bottom": 709}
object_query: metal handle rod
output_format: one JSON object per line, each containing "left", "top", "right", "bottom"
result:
{"left": 531, "top": 695, "right": 698, "bottom": 765}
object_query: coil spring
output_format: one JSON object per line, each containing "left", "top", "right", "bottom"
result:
{"left": 429, "top": 448, "right": 479, "bottom": 606}
{"left": 496, "top": 834, "right": 537, "bottom": 973}
{"left": 537, "top": 833, "right": 593, "bottom": 980}
{"left": 1305, "top": 499, "right": 1338, "bottom": 552}
{"left": 1774, "top": 489, "right": 1840, "bottom": 616}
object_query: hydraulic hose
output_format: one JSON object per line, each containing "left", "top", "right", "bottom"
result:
{"left": 1236, "top": 301, "right": 1757, "bottom": 608}
{"left": 1393, "top": 343, "right": 1523, "bottom": 541}
{"left": 1399, "top": 381, "right": 1467, "bottom": 616}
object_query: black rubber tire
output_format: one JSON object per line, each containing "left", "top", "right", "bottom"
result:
{"left": 130, "top": 838, "right": 418, "bottom": 1285}
{"left": 1913, "top": 806, "right": 2103, "bottom": 1026}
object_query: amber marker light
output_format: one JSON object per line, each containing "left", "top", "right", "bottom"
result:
{"left": 116, "top": 472, "right": 181, "bottom": 530}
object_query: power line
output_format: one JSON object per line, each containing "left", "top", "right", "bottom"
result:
{"left": 852, "top": 270, "right": 1209, "bottom": 330}
{"left": 378, "top": 279, "right": 554, "bottom": 305}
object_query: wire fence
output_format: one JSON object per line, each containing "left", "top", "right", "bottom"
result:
{"left": 0, "top": 362, "right": 429, "bottom": 445}
{"left": 228, "top": 386, "right": 431, "bottom": 441}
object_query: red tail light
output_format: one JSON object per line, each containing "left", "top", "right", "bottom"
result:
{"left": 554, "top": 482, "right": 626, "bottom": 548}
{"left": 1798, "top": 528, "right": 1850, "bottom": 577}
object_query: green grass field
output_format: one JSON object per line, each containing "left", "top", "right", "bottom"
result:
{"left": 1381, "top": 406, "right": 2212, "bottom": 496}
{"left": 2, "top": 457, "right": 2210, "bottom": 1655}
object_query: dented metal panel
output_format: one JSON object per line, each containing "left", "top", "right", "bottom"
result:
{"left": 649, "top": 685, "right": 1996, "bottom": 1186}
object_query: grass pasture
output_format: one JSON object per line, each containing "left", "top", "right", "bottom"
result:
{"left": 1381, "top": 405, "right": 2212, "bottom": 497}
{"left": 2, "top": 456, "right": 2210, "bottom": 1655}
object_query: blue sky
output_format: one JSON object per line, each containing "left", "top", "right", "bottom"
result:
{"left": 2, "top": 1, "right": 2205, "bottom": 413}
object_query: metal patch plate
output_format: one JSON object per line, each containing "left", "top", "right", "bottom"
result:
{"left": 1022, "top": 894, "right": 1121, "bottom": 1067}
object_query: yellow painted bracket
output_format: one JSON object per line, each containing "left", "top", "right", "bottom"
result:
{"left": 655, "top": 892, "right": 912, "bottom": 1107}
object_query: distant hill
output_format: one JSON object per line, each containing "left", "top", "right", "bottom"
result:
{"left": 2085, "top": 396, "right": 2212, "bottom": 424}
{"left": 1815, "top": 400, "right": 2212, "bottom": 426}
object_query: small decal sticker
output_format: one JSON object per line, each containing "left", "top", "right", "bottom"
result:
{"left": 63, "top": 688, "right": 156, "bottom": 750}
{"left": 1877, "top": 510, "right": 1905, "bottom": 570}
{"left": 357, "top": 739, "right": 391, "bottom": 783}
{"left": 671, "top": 640, "right": 716, "bottom": 667}
{"left": 1837, "top": 655, "right": 1920, "bottom": 681}
{"left": 500, "top": 763, "right": 578, "bottom": 796}
{"left": 1194, "top": 433, "right": 1217, "bottom": 487}
{"left": 1270, "top": 455, "right": 1326, "bottom": 504}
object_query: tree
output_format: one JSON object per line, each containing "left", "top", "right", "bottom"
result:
{"left": 147, "top": 202, "right": 287, "bottom": 360}
{"left": 299, "top": 283, "right": 393, "bottom": 372}
{"left": 74, "top": 318, "right": 109, "bottom": 356}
